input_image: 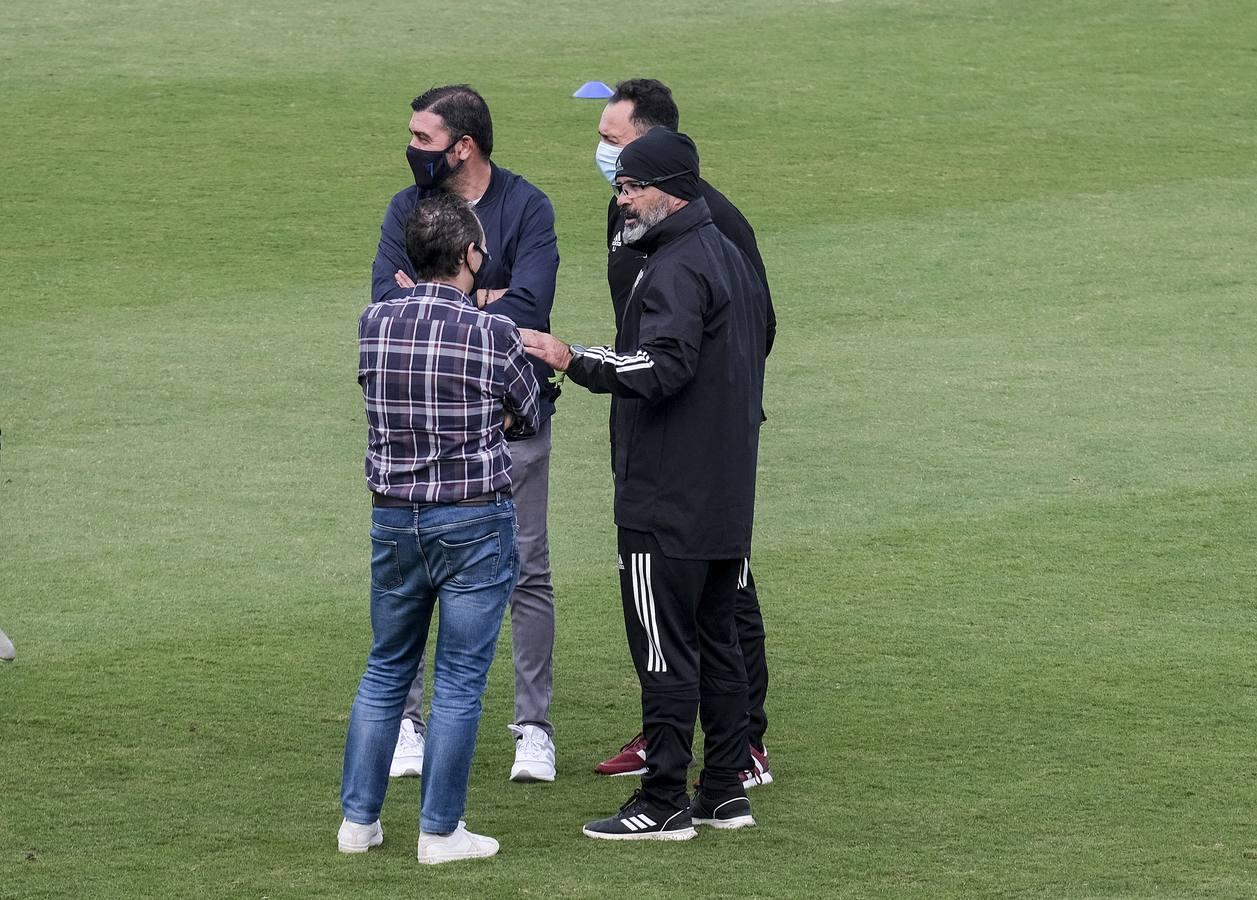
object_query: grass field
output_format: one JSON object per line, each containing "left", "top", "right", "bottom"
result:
{"left": 3, "top": 0, "right": 1257, "bottom": 897}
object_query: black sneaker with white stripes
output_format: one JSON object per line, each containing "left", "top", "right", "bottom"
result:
{"left": 690, "top": 790, "right": 756, "bottom": 830}
{"left": 582, "top": 789, "right": 696, "bottom": 841}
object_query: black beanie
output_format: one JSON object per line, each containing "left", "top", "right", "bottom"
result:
{"left": 615, "top": 128, "right": 701, "bottom": 201}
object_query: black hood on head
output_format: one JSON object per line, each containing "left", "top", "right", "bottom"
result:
{"left": 616, "top": 128, "right": 701, "bottom": 201}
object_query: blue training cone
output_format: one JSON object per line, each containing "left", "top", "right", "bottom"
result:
{"left": 572, "top": 80, "right": 614, "bottom": 99}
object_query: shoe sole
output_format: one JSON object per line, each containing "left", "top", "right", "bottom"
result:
{"left": 391, "top": 751, "right": 424, "bottom": 778}
{"left": 338, "top": 841, "right": 381, "bottom": 853}
{"left": 417, "top": 848, "right": 498, "bottom": 865}
{"left": 742, "top": 771, "right": 772, "bottom": 789}
{"left": 338, "top": 835, "right": 383, "bottom": 854}
{"left": 510, "top": 768, "right": 556, "bottom": 783}
{"left": 582, "top": 826, "right": 697, "bottom": 841}
{"left": 694, "top": 815, "right": 756, "bottom": 830}
{"left": 596, "top": 767, "right": 648, "bottom": 777}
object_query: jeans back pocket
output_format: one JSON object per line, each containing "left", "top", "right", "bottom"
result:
{"left": 438, "top": 530, "right": 503, "bottom": 588}
{"left": 370, "top": 537, "right": 404, "bottom": 592}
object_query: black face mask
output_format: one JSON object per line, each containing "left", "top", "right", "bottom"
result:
{"left": 467, "top": 243, "right": 492, "bottom": 297}
{"left": 406, "top": 138, "right": 463, "bottom": 189}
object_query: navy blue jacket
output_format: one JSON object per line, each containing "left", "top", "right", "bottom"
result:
{"left": 372, "top": 163, "right": 561, "bottom": 417}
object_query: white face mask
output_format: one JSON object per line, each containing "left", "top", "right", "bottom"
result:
{"left": 595, "top": 140, "right": 622, "bottom": 185}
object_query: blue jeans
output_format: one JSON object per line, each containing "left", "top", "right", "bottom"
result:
{"left": 341, "top": 496, "right": 518, "bottom": 834}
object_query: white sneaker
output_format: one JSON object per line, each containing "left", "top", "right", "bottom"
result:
{"left": 337, "top": 818, "right": 383, "bottom": 854}
{"left": 389, "top": 719, "right": 425, "bottom": 778}
{"left": 508, "top": 724, "right": 556, "bottom": 782}
{"left": 0, "top": 629, "right": 13, "bottom": 662}
{"left": 417, "top": 823, "right": 499, "bottom": 865}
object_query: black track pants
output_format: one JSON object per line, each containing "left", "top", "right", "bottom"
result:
{"left": 617, "top": 528, "right": 751, "bottom": 809}
{"left": 735, "top": 559, "right": 769, "bottom": 750}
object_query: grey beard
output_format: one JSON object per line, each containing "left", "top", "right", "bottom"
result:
{"left": 622, "top": 200, "right": 670, "bottom": 243}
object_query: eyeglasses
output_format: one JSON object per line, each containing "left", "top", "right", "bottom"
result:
{"left": 612, "top": 170, "right": 692, "bottom": 197}
{"left": 473, "top": 242, "right": 493, "bottom": 263}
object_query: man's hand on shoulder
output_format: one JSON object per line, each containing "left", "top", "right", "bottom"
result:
{"left": 394, "top": 270, "right": 416, "bottom": 290}
{"left": 519, "top": 328, "right": 574, "bottom": 372}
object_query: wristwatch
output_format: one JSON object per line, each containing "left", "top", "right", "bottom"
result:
{"left": 567, "top": 344, "right": 587, "bottom": 369}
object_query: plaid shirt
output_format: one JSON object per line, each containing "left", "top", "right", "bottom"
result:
{"left": 359, "top": 282, "right": 540, "bottom": 503}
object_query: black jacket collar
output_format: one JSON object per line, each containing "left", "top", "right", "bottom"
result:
{"left": 627, "top": 196, "right": 713, "bottom": 255}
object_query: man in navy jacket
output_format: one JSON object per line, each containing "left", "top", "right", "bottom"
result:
{"left": 371, "top": 84, "right": 562, "bottom": 784}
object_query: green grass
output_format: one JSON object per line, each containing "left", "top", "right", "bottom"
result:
{"left": 3, "top": 0, "right": 1257, "bottom": 897}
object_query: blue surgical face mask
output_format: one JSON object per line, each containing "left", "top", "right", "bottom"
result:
{"left": 595, "top": 140, "right": 622, "bottom": 185}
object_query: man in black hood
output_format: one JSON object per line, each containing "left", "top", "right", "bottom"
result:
{"left": 521, "top": 127, "right": 768, "bottom": 841}
{"left": 593, "top": 79, "right": 776, "bottom": 790}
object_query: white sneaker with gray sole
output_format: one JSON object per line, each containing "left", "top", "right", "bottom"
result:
{"left": 508, "top": 723, "right": 556, "bottom": 782}
{"left": 389, "top": 718, "right": 425, "bottom": 778}
{"left": 417, "top": 823, "right": 499, "bottom": 864}
{"left": 337, "top": 818, "right": 383, "bottom": 853}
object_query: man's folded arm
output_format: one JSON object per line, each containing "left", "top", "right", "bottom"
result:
{"left": 483, "top": 195, "right": 559, "bottom": 330}
{"left": 371, "top": 195, "right": 416, "bottom": 303}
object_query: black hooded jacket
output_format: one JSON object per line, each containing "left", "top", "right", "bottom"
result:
{"left": 567, "top": 197, "right": 768, "bottom": 559}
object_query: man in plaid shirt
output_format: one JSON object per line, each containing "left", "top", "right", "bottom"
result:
{"left": 360, "top": 248, "right": 541, "bottom": 501}
{"left": 339, "top": 193, "right": 539, "bottom": 865}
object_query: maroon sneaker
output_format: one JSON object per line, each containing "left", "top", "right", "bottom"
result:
{"left": 594, "top": 732, "right": 648, "bottom": 776}
{"left": 740, "top": 743, "right": 773, "bottom": 789}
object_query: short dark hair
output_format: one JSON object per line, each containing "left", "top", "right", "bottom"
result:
{"left": 610, "top": 78, "right": 680, "bottom": 133}
{"left": 411, "top": 84, "right": 494, "bottom": 158}
{"left": 405, "top": 194, "right": 483, "bottom": 282}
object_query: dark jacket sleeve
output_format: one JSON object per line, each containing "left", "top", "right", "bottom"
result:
{"left": 728, "top": 220, "right": 775, "bottom": 357}
{"left": 765, "top": 292, "right": 776, "bottom": 357}
{"left": 483, "top": 193, "right": 559, "bottom": 331}
{"left": 566, "top": 263, "right": 706, "bottom": 401}
{"left": 706, "top": 194, "right": 776, "bottom": 357}
{"left": 371, "top": 191, "right": 416, "bottom": 303}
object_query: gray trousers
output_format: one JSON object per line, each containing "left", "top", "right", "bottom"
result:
{"left": 403, "top": 418, "right": 556, "bottom": 736}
